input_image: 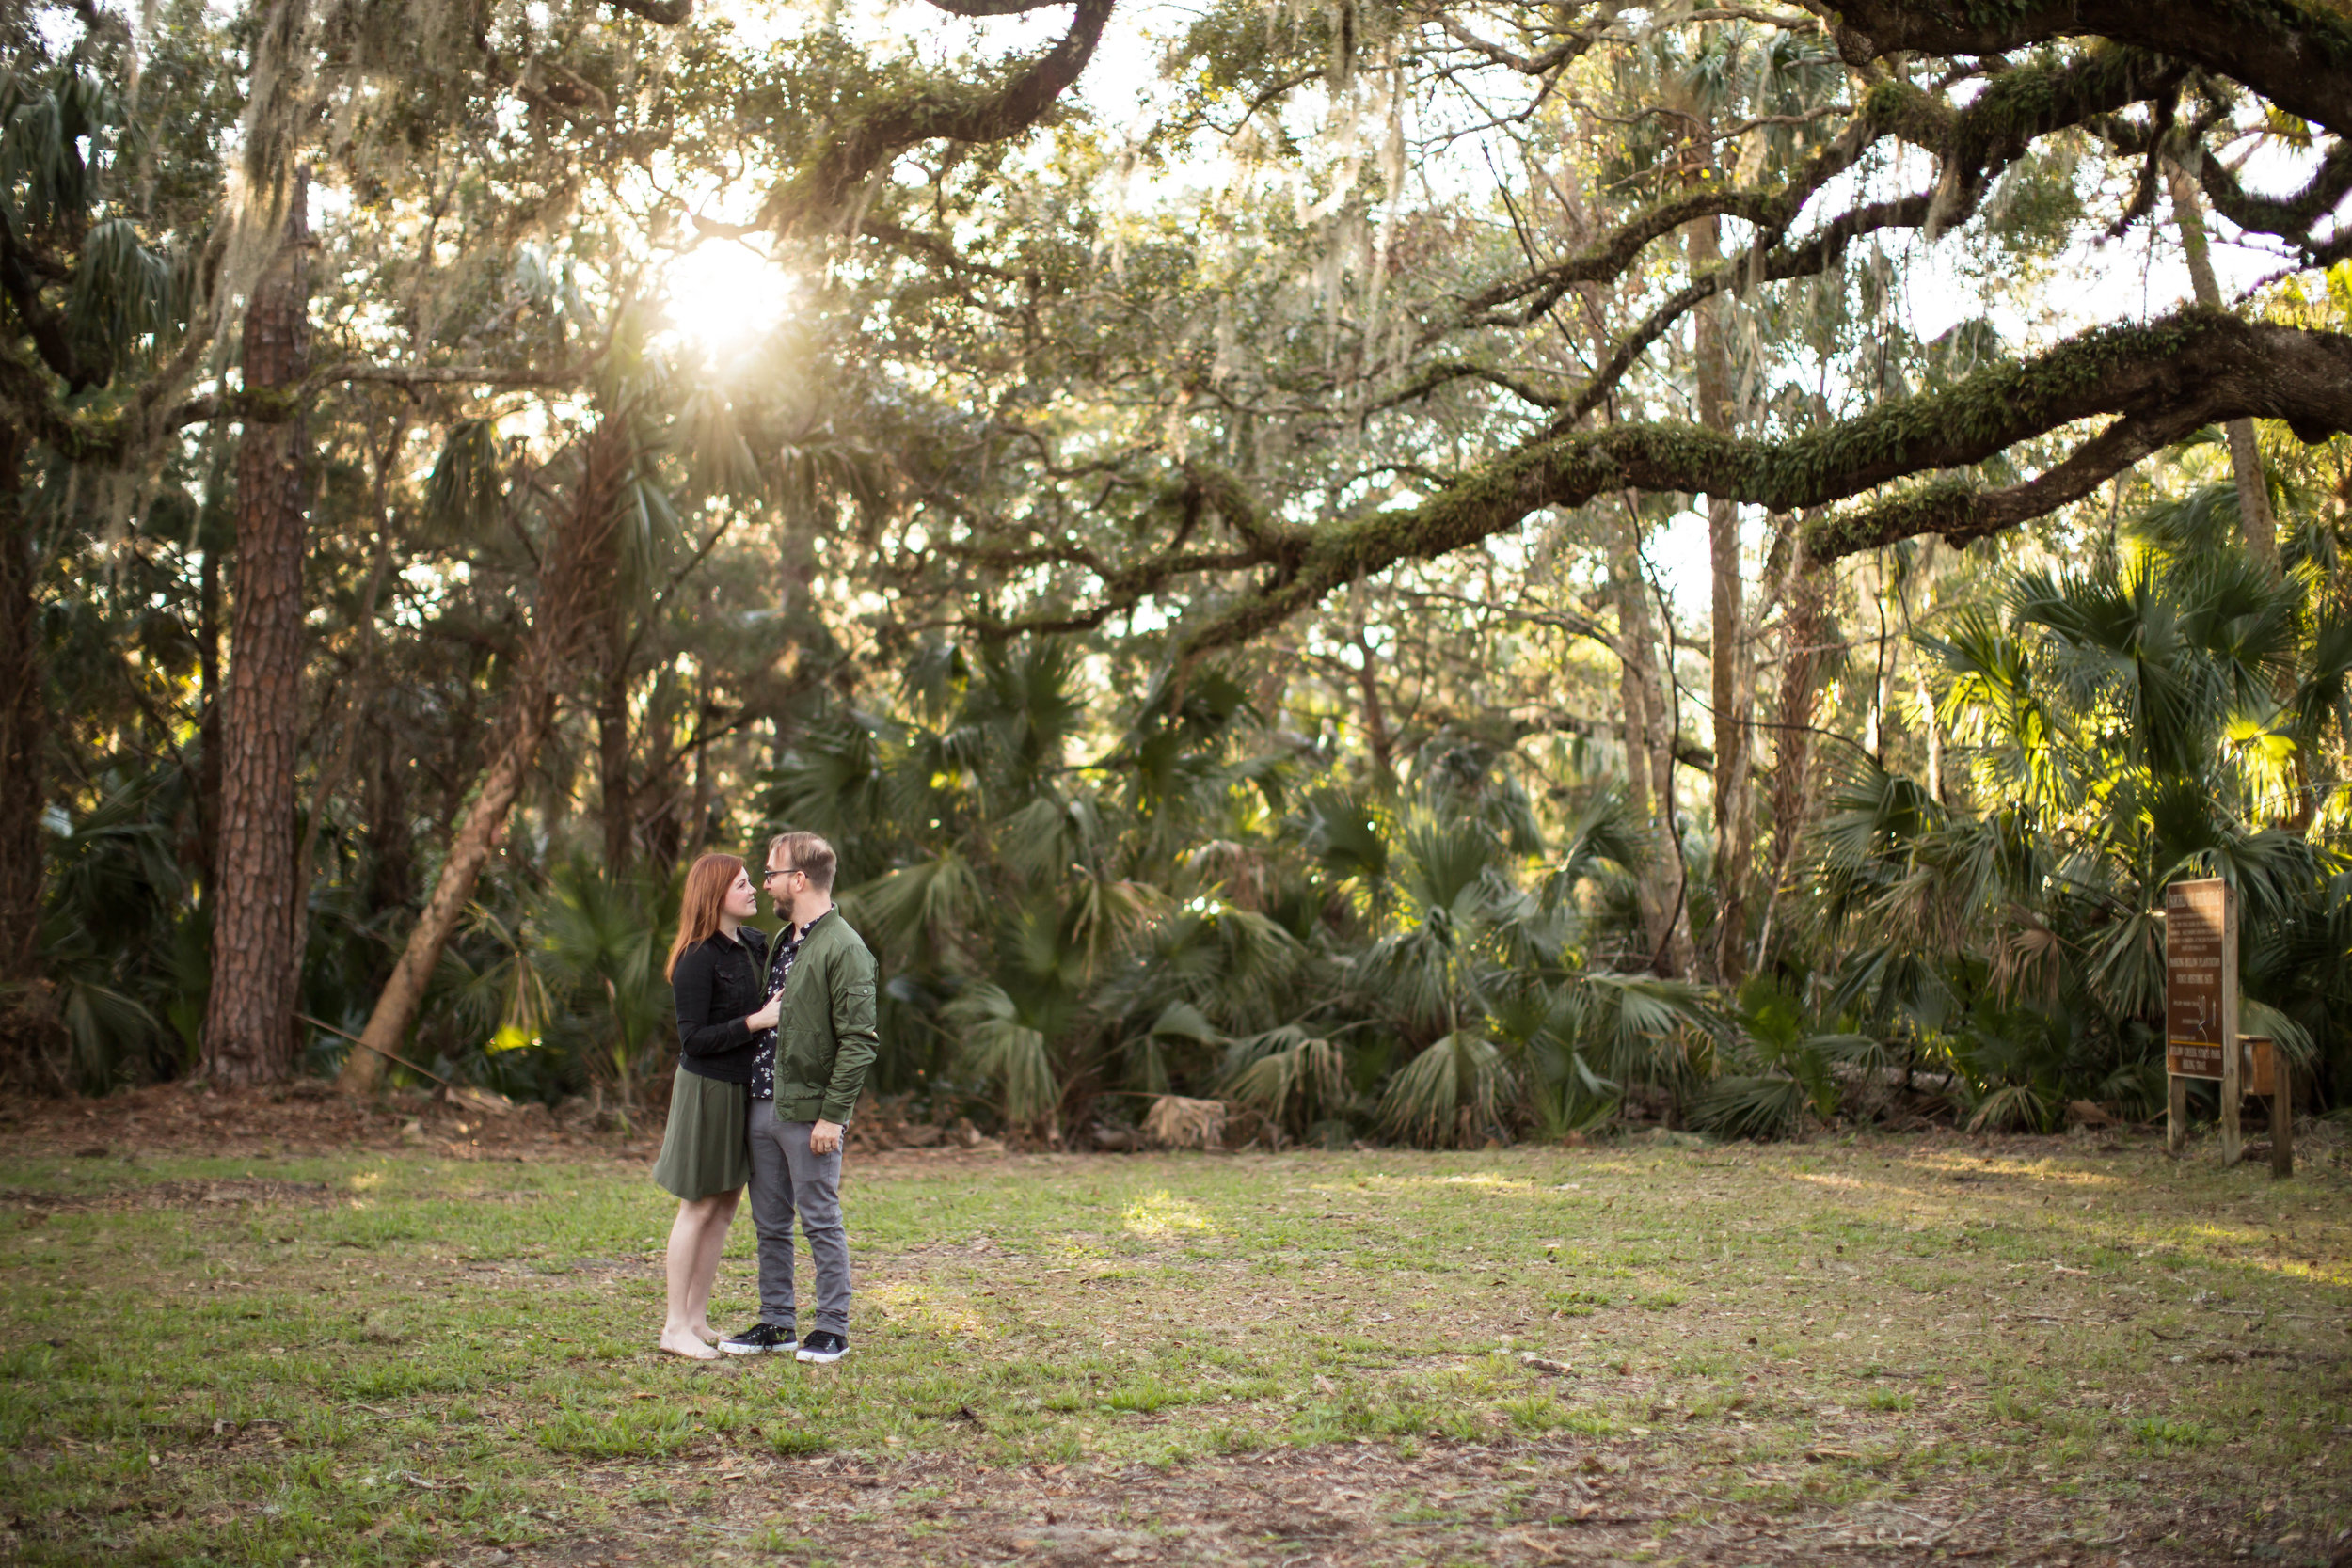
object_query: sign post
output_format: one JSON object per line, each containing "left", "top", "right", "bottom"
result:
{"left": 2164, "top": 879, "right": 2239, "bottom": 1165}
{"left": 2243, "top": 1037, "right": 2295, "bottom": 1177}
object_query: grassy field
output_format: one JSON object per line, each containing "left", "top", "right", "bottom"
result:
{"left": 2, "top": 1108, "right": 2347, "bottom": 1567}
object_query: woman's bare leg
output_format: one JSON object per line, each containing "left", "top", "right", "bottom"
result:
{"left": 685, "top": 1189, "right": 740, "bottom": 1341}
{"left": 660, "top": 1194, "right": 734, "bottom": 1358}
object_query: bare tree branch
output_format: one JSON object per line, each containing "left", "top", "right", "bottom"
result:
{"left": 921, "top": 0, "right": 1076, "bottom": 14}
{"left": 1432, "top": 14, "right": 1598, "bottom": 76}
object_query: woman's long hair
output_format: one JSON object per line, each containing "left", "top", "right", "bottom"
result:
{"left": 666, "top": 853, "right": 746, "bottom": 981}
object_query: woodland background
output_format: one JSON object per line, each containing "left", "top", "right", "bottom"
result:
{"left": 5, "top": 0, "right": 2352, "bottom": 1148}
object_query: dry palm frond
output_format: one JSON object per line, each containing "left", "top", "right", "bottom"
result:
{"left": 1991, "top": 908, "right": 2067, "bottom": 1005}
{"left": 1142, "top": 1094, "right": 1228, "bottom": 1151}
{"left": 448, "top": 1085, "right": 516, "bottom": 1117}
{"left": 1183, "top": 838, "right": 1273, "bottom": 911}
{"left": 1224, "top": 1025, "right": 1344, "bottom": 1126}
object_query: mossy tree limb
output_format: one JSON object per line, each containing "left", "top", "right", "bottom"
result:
{"left": 1803, "top": 0, "right": 2352, "bottom": 133}
{"left": 2191, "top": 139, "right": 2352, "bottom": 266}
{"left": 1161, "top": 311, "right": 2352, "bottom": 660}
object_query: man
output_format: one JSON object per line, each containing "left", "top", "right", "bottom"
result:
{"left": 718, "top": 831, "right": 877, "bottom": 1365}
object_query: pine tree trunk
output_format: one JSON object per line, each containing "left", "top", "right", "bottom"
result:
{"left": 201, "top": 177, "right": 311, "bottom": 1087}
{"left": 683, "top": 713, "right": 713, "bottom": 863}
{"left": 2165, "top": 161, "right": 2312, "bottom": 828}
{"left": 335, "top": 691, "right": 558, "bottom": 1091}
{"left": 336, "top": 417, "right": 627, "bottom": 1093}
{"left": 1757, "top": 545, "right": 1829, "bottom": 970}
{"left": 1691, "top": 214, "right": 1752, "bottom": 984}
{"left": 198, "top": 515, "right": 222, "bottom": 887}
{"left": 0, "top": 419, "right": 54, "bottom": 1086}
{"left": 1350, "top": 627, "right": 1396, "bottom": 790}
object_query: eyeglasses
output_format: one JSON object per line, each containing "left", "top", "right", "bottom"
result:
{"left": 763, "top": 865, "right": 802, "bottom": 883}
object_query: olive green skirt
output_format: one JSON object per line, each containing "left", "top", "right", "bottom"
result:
{"left": 650, "top": 1069, "right": 751, "bottom": 1200}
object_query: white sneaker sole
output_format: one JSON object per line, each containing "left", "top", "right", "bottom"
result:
{"left": 795, "top": 1347, "right": 848, "bottom": 1364}
{"left": 721, "top": 1340, "right": 797, "bottom": 1356}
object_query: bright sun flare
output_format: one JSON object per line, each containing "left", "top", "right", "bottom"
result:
{"left": 657, "top": 239, "right": 790, "bottom": 356}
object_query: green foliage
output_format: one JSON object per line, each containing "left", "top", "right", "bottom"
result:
{"left": 452, "top": 860, "right": 681, "bottom": 1104}
{"left": 11, "top": 0, "right": 2349, "bottom": 1155}
{"left": 35, "top": 769, "right": 191, "bottom": 1091}
{"left": 1690, "top": 978, "right": 1878, "bottom": 1140}
{"left": 1803, "top": 464, "right": 2352, "bottom": 1121}
{"left": 755, "top": 635, "right": 1733, "bottom": 1146}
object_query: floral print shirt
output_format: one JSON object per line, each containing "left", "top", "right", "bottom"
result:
{"left": 749, "top": 908, "right": 831, "bottom": 1102}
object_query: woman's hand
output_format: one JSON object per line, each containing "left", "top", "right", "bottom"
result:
{"left": 746, "top": 994, "right": 782, "bottom": 1032}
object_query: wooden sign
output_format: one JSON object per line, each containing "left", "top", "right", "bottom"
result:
{"left": 2164, "top": 879, "right": 2231, "bottom": 1056}
{"left": 2166, "top": 1038, "right": 2228, "bottom": 1079}
{"left": 2166, "top": 1036, "right": 2254, "bottom": 1084}
{"left": 2243, "top": 1037, "right": 2275, "bottom": 1100}
{"left": 2164, "top": 879, "right": 2241, "bottom": 1165}
{"left": 2235, "top": 1037, "right": 2294, "bottom": 1176}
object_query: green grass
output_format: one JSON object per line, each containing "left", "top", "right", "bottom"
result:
{"left": 2, "top": 1128, "right": 2347, "bottom": 1563}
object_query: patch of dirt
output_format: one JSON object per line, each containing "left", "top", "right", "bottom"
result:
{"left": 0, "top": 1081, "right": 658, "bottom": 1164}
{"left": 0, "top": 1082, "right": 1026, "bottom": 1170}
{"left": 516, "top": 1437, "right": 2261, "bottom": 1567}
{"left": 1, "top": 1177, "right": 335, "bottom": 1212}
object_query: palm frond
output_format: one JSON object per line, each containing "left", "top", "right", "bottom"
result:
{"left": 1561, "top": 971, "right": 1721, "bottom": 1090}
{"left": 942, "top": 981, "right": 1057, "bottom": 1123}
{"left": 854, "top": 849, "right": 985, "bottom": 958}
{"left": 1376, "top": 1030, "right": 1512, "bottom": 1148}
{"left": 1223, "top": 1023, "right": 1345, "bottom": 1127}
{"left": 70, "top": 216, "right": 180, "bottom": 364}
{"left": 1689, "top": 1073, "right": 1810, "bottom": 1140}
{"left": 425, "top": 420, "right": 507, "bottom": 542}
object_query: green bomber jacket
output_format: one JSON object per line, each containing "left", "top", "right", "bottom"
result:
{"left": 771, "top": 910, "right": 879, "bottom": 1126}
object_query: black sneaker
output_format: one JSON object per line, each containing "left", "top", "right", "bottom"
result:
{"left": 720, "top": 1322, "right": 797, "bottom": 1355}
{"left": 795, "top": 1330, "right": 849, "bottom": 1364}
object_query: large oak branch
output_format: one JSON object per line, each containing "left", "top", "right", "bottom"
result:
{"left": 1170, "top": 311, "right": 2352, "bottom": 658}
{"left": 1804, "top": 0, "right": 2352, "bottom": 134}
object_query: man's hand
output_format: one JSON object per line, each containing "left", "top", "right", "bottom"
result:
{"left": 810, "top": 1119, "right": 843, "bottom": 1156}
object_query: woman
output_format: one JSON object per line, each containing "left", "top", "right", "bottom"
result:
{"left": 651, "top": 852, "right": 781, "bottom": 1359}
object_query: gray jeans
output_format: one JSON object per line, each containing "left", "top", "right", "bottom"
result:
{"left": 746, "top": 1099, "right": 851, "bottom": 1335}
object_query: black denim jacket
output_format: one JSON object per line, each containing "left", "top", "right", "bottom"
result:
{"left": 669, "top": 927, "right": 771, "bottom": 1084}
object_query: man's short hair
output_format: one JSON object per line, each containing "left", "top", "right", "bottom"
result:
{"left": 766, "top": 830, "right": 838, "bottom": 894}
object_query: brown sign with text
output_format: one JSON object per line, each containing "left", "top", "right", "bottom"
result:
{"left": 2167, "top": 1035, "right": 2274, "bottom": 1091}
{"left": 2164, "top": 879, "right": 2231, "bottom": 1058}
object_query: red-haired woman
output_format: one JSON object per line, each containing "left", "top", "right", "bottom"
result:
{"left": 651, "top": 853, "right": 780, "bottom": 1359}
